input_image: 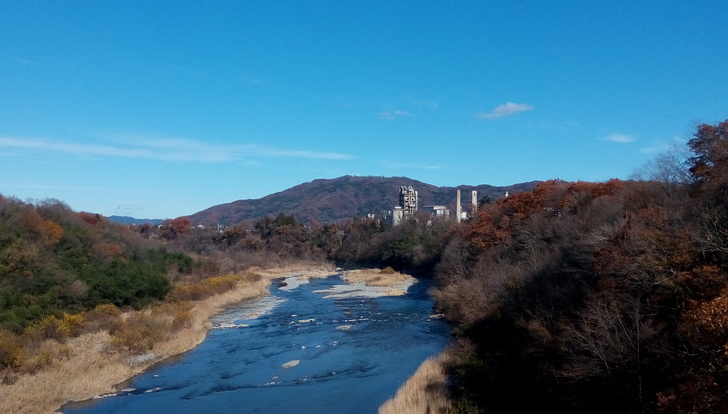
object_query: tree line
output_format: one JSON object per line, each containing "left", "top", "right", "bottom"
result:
{"left": 431, "top": 119, "right": 728, "bottom": 413}
{"left": 0, "top": 199, "right": 193, "bottom": 333}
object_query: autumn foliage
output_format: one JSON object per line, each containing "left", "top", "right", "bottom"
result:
{"left": 431, "top": 119, "right": 728, "bottom": 414}
{"left": 0, "top": 198, "right": 191, "bottom": 334}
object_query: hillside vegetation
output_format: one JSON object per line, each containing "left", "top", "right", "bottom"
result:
{"left": 431, "top": 120, "right": 728, "bottom": 413}
{"left": 187, "top": 175, "right": 538, "bottom": 226}
{"left": 0, "top": 198, "right": 192, "bottom": 333}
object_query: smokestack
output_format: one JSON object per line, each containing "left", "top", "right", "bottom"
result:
{"left": 456, "top": 190, "right": 462, "bottom": 223}
{"left": 471, "top": 190, "right": 478, "bottom": 216}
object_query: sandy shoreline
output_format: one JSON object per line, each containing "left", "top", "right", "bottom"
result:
{"left": 0, "top": 265, "right": 338, "bottom": 414}
{"left": 312, "top": 268, "right": 417, "bottom": 299}
{"left": 0, "top": 264, "right": 430, "bottom": 414}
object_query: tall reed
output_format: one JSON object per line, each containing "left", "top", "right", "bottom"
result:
{"left": 378, "top": 351, "right": 453, "bottom": 414}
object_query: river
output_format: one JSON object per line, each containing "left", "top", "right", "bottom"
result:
{"left": 62, "top": 272, "right": 451, "bottom": 414}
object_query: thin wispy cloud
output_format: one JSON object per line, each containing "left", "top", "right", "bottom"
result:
{"left": 0, "top": 136, "right": 353, "bottom": 162}
{"left": 604, "top": 133, "right": 635, "bottom": 143}
{"left": 0, "top": 136, "right": 172, "bottom": 159}
{"left": 379, "top": 110, "right": 412, "bottom": 120}
{"left": 117, "top": 136, "right": 234, "bottom": 161}
{"left": 476, "top": 102, "right": 535, "bottom": 119}
{"left": 249, "top": 147, "right": 352, "bottom": 159}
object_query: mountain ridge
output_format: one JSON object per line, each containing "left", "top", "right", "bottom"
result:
{"left": 187, "top": 175, "right": 540, "bottom": 226}
{"left": 108, "top": 215, "right": 164, "bottom": 225}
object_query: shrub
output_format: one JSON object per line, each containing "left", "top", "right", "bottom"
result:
{"left": 60, "top": 313, "right": 84, "bottom": 337}
{"left": 204, "top": 274, "right": 241, "bottom": 293}
{"left": 24, "top": 315, "right": 67, "bottom": 343}
{"left": 167, "top": 274, "right": 243, "bottom": 302}
{"left": 109, "top": 314, "right": 166, "bottom": 354}
{"left": 23, "top": 344, "right": 54, "bottom": 373}
{"left": 0, "top": 329, "right": 24, "bottom": 371}
{"left": 23, "top": 313, "right": 84, "bottom": 344}
{"left": 83, "top": 303, "right": 122, "bottom": 333}
{"left": 168, "top": 284, "right": 206, "bottom": 302}
{"left": 171, "top": 306, "right": 193, "bottom": 330}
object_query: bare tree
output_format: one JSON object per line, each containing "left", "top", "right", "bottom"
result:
{"left": 631, "top": 144, "right": 693, "bottom": 199}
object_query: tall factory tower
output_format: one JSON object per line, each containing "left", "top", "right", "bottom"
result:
{"left": 393, "top": 185, "right": 418, "bottom": 225}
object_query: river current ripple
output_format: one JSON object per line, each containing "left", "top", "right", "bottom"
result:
{"left": 63, "top": 273, "right": 451, "bottom": 414}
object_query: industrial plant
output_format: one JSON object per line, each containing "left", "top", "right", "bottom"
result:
{"left": 392, "top": 185, "right": 478, "bottom": 225}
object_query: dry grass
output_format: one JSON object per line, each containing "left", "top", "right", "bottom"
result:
{"left": 248, "top": 262, "right": 338, "bottom": 280}
{"left": 343, "top": 268, "right": 414, "bottom": 287}
{"left": 340, "top": 268, "right": 417, "bottom": 296}
{"left": 0, "top": 266, "right": 337, "bottom": 414}
{"left": 378, "top": 351, "right": 453, "bottom": 414}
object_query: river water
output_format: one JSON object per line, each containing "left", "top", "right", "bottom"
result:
{"left": 63, "top": 273, "right": 450, "bottom": 414}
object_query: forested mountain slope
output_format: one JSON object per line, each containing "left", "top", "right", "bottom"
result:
{"left": 0, "top": 198, "right": 191, "bottom": 332}
{"left": 432, "top": 120, "right": 728, "bottom": 413}
{"left": 187, "top": 175, "right": 538, "bottom": 226}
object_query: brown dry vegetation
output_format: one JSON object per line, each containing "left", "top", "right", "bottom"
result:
{"left": 248, "top": 262, "right": 338, "bottom": 280}
{"left": 378, "top": 351, "right": 454, "bottom": 414}
{"left": 430, "top": 120, "right": 728, "bottom": 413}
{"left": 0, "top": 265, "right": 337, "bottom": 414}
{"left": 343, "top": 267, "right": 412, "bottom": 287}
{"left": 341, "top": 268, "right": 417, "bottom": 296}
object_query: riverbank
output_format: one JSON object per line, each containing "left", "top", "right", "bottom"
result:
{"left": 0, "top": 264, "right": 445, "bottom": 414}
{"left": 378, "top": 350, "right": 453, "bottom": 414}
{"left": 0, "top": 264, "right": 338, "bottom": 414}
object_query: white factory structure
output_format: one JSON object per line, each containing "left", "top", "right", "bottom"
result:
{"left": 392, "top": 185, "right": 479, "bottom": 225}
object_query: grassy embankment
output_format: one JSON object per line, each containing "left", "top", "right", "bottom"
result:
{"left": 378, "top": 351, "right": 454, "bottom": 414}
{"left": 0, "top": 264, "right": 337, "bottom": 414}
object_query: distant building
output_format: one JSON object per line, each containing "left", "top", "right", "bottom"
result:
{"left": 456, "top": 189, "right": 478, "bottom": 223}
{"left": 392, "top": 185, "right": 418, "bottom": 225}
{"left": 400, "top": 185, "right": 418, "bottom": 216}
{"left": 392, "top": 206, "right": 404, "bottom": 226}
{"left": 422, "top": 205, "right": 450, "bottom": 220}
{"left": 471, "top": 190, "right": 478, "bottom": 216}
{"left": 392, "top": 185, "right": 478, "bottom": 225}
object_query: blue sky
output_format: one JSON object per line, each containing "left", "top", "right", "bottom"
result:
{"left": 1, "top": 1, "right": 726, "bottom": 219}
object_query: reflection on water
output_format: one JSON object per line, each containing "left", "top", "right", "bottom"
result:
{"left": 63, "top": 273, "right": 450, "bottom": 414}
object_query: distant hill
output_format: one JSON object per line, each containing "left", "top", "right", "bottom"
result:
{"left": 187, "top": 175, "right": 539, "bottom": 226}
{"left": 109, "top": 216, "right": 164, "bottom": 226}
